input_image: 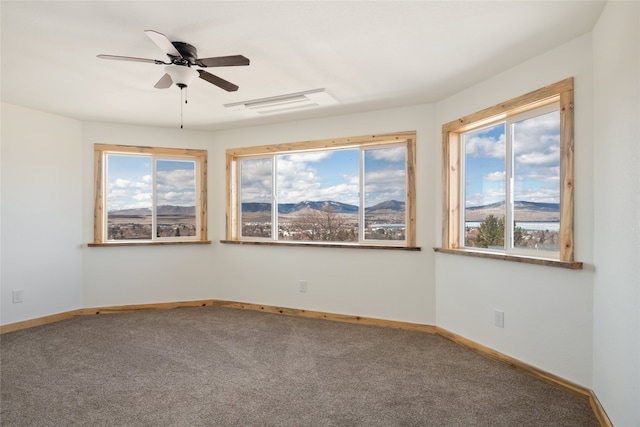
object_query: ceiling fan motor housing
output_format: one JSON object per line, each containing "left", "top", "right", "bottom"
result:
{"left": 171, "top": 42, "right": 198, "bottom": 65}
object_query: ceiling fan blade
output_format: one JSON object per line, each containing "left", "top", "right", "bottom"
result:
{"left": 196, "top": 55, "right": 250, "bottom": 68}
{"left": 97, "top": 54, "right": 164, "bottom": 64}
{"left": 198, "top": 70, "right": 239, "bottom": 92}
{"left": 154, "top": 73, "right": 173, "bottom": 89}
{"left": 144, "top": 30, "right": 182, "bottom": 57}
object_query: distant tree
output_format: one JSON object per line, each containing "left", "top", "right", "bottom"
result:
{"left": 513, "top": 222, "right": 524, "bottom": 247}
{"left": 290, "top": 206, "right": 356, "bottom": 242}
{"left": 475, "top": 215, "right": 505, "bottom": 248}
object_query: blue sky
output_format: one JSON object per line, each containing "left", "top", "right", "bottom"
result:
{"left": 240, "top": 145, "right": 406, "bottom": 207}
{"left": 106, "top": 155, "right": 195, "bottom": 211}
{"left": 464, "top": 110, "right": 560, "bottom": 207}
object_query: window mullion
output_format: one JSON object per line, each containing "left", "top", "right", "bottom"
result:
{"left": 459, "top": 136, "right": 467, "bottom": 247}
{"left": 358, "top": 148, "right": 365, "bottom": 243}
{"left": 152, "top": 155, "right": 157, "bottom": 241}
{"left": 102, "top": 152, "right": 109, "bottom": 243}
{"left": 272, "top": 156, "right": 278, "bottom": 241}
{"left": 505, "top": 121, "right": 514, "bottom": 251}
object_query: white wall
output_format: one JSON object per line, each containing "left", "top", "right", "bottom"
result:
{"left": 81, "top": 122, "right": 218, "bottom": 307}
{"left": 210, "top": 104, "right": 437, "bottom": 325}
{"left": 434, "top": 34, "right": 595, "bottom": 387}
{"left": 592, "top": 2, "right": 640, "bottom": 426}
{"left": 1, "top": 103, "right": 84, "bottom": 324}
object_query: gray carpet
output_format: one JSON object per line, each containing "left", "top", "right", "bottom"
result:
{"left": 1, "top": 307, "right": 598, "bottom": 426}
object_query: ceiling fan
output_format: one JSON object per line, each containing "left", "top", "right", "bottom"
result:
{"left": 97, "top": 30, "right": 249, "bottom": 92}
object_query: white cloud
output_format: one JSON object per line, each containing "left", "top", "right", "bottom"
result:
{"left": 157, "top": 191, "right": 196, "bottom": 206}
{"left": 513, "top": 186, "right": 559, "bottom": 204}
{"left": 526, "top": 166, "right": 560, "bottom": 183}
{"left": 465, "top": 187, "right": 506, "bottom": 207}
{"left": 240, "top": 158, "right": 272, "bottom": 203}
{"left": 288, "top": 151, "right": 333, "bottom": 163}
{"left": 132, "top": 192, "right": 152, "bottom": 202}
{"left": 110, "top": 178, "right": 150, "bottom": 190}
{"left": 240, "top": 150, "right": 406, "bottom": 206}
{"left": 156, "top": 169, "right": 195, "bottom": 191}
{"left": 515, "top": 145, "right": 559, "bottom": 167}
{"left": 466, "top": 109, "right": 561, "bottom": 206}
{"left": 513, "top": 111, "right": 560, "bottom": 169}
{"left": 275, "top": 157, "right": 325, "bottom": 203}
{"left": 465, "top": 133, "right": 505, "bottom": 159}
{"left": 365, "top": 169, "right": 406, "bottom": 204}
{"left": 483, "top": 171, "right": 505, "bottom": 181}
{"left": 368, "top": 147, "right": 405, "bottom": 162}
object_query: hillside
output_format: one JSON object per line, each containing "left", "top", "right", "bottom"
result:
{"left": 108, "top": 205, "right": 195, "bottom": 216}
{"left": 465, "top": 200, "right": 559, "bottom": 222}
{"left": 241, "top": 200, "right": 405, "bottom": 215}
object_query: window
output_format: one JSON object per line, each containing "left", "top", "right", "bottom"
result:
{"left": 439, "top": 78, "right": 580, "bottom": 267}
{"left": 225, "top": 132, "right": 417, "bottom": 248}
{"left": 92, "top": 144, "right": 208, "bottom": 245}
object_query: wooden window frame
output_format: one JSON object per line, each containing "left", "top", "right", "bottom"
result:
{"left": 224, "top": 131, "right": 418, "bottom": 250}
{"left": 436, "top": 78, "right": 582, "bottom": 269}
{"left": 91, "top": 144, "right": 209, "bottom": 246}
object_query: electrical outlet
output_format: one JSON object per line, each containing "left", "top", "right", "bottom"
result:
{"left": 299, "top": 280, "right": 308, "bottom": 293}
{"left": 494, "top": 310, "right": 504, "bottom": 328}
{"left": 12, "top": 289, "right": 23, "bottom": 304}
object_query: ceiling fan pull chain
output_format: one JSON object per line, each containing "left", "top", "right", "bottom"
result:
{"left": 180, "top": 87, "right": 184, "bottom": 129}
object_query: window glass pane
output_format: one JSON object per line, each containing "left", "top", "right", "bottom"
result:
{"left": 240, "top": 158, "right": 273, "bottom": 238}
{"left": 106, "top": 154, "right": 152, "bottom": 240}
{"left": 156, "top": 159, "right": 197, "bottom": 238}
{"left": 363, "top": 146, "right": 406, "bottom": 241}
{"left": 463, "top": 123, "right": 506, "bottom": 249}
{"left": 512, "top": 109, "right": 560, "bottom": 251}
{"left": 277, "top": 149, "right": 359, "bottom": 242}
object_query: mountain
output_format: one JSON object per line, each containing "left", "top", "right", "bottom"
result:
{"left": 108, "top": 207, "right": 151, "bottom": 216}
{"left": 466, "top": 200, "right": 559, "bottom": 222}
{"left": 108, "top": 205, "right": 195, "bottom": 216}
{"left": 281, "top": 200, "right": 359, "bottom": 214}
{"left": 512, "top": 201, "right": 559, "bottom": 212}
{"left": 365, "top": 200, "right": 405, "bottom": 213}
{"left": 241, "top": 200, "right": 405, "bottom": 215}
{"left": 241, "top": 201, "right": 360, "bottom": 214}
{"left": 156, "top": 205, "right": 195, "bottom": 215}
{"left": 241, "top": 202, "right": 272, "bottom": 213}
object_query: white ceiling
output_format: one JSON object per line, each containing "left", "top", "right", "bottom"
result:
{"left": 1, "top": 1, "right": 605, "bottom": 131}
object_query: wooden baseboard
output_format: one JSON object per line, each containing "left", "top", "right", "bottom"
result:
{"left": 210, "top": 299, "right": 437, "bottom": 333}
{"left": 435, "top": 327, "right": 591, "bottom": 400}
{"left": 589, "top": 390, "right": 613, "bottom": 427}
{"left": 80, "top": 299, "right": 215, "bottom": 315}
{"left": 0, "top": 299, "right": 435, "bottom": 334}
{"left": 0, "top": 309, "right": 83, "bottom": 334}
{"left": 0, "top": 300, "right": 612, "bottom": 427}
{"left": 435, "top": 327, "right": 613, "bottom": 427}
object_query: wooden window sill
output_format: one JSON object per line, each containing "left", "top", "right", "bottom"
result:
{"left": 89, "top": 240, "right": 212, "bottom": 247}
{"left": 433, "top": 247, "right": 582, "bottom": 270}
{"left": 221, "top": 240, "right": 421, "bottom": 251}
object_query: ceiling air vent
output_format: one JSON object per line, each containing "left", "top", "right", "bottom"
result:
{"left": 224, "top": 89, "right": 338, "bottom": 115}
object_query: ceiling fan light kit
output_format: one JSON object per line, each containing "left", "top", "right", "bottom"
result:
{"left": 164, "top": 65, "right": 198, "bottom": 88}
